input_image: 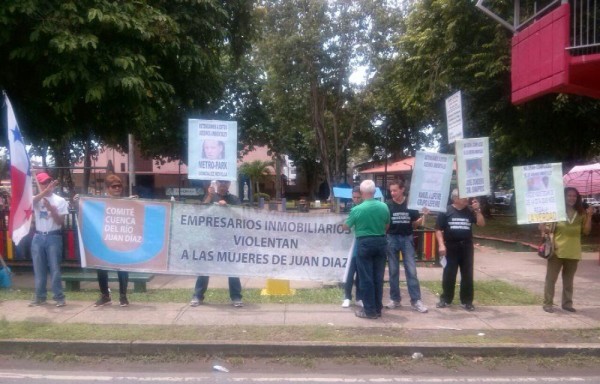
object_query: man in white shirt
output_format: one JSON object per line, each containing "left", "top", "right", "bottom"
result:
{"left": 30, "top": 172, "right": 69, "bottom": 307}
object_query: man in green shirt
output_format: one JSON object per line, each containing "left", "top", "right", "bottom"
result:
{"left": 344, "top": 180, "right": 390, "bottom": 319}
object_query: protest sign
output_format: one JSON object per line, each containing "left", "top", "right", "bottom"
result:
{"left": 78, "top": 198, "right": 355, "bottom": 282}
{"left": 456, "top": 137, "right": 490, "bottom": 197}
{"left": 513, "top": 163, "right": 566, "bottom": 224}
{"left": 445, "top": 91, "right": 463, "bottom": 144}
{"left": 407, "top": 151, "right": 455, "bottom": 212}
{"left": 187, "top": 119, "right": 238, "bottom": 181}
{"left": 78, "top": 197, "right": 171, "bottom": 270}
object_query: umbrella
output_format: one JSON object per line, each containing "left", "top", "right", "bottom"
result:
{"left": 563, "top": 163, "right": 600, "bottom": 195}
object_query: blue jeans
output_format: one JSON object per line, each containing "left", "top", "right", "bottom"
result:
{"left": 387, "top": 234, "right": 422, "bottom": 304}
{"left": 355, "top": 236, "right": 387, "bottom": 316}
{"left": 344, "top": 245, "right": 360, "bottom": 301}
{"left": 193, "top": 276, "right": 242, "bottom": 301}
{"left": 31, "top": 233, "right": 65, "bottom": 301}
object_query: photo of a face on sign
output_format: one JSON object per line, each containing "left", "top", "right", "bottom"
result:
{"left": 202, "top": 139, "right": 225, "bottom": 160}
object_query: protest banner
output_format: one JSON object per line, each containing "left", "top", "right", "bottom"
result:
{"left": 78, "top": 198, "right": 355, "bottom": 282}
{"left": 407, "top": 151, "right": 455, "bottom": 212}
{"left": 513, "top": 163, "right": 566, "bottom": 224}
{"left": 78, "top": 197, "right": 172, "bottom": 270}
{"left": 187, "top": 119, "right": 238, "bottom": 181}
{"left": 445, "top": 91, "right": 463, "bottom": 144}
{"left": 456, "top": 137, "right": 490, "bottom": 197}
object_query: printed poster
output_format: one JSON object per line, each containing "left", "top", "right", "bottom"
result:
{"left": 407, "top": 151, "right": 455, "bottom": 212}
{"left": 78, "top": 197, "right": 171, "bottom": 270}
{"left": 456, "top": 137, "right": 490, "bottom": 198}
{"left": 187, "top": 119, "right": 238, "bottom": 181}
{"left": 77, "top": 197, "right": 355, "bottom": 282}
{"left": 445, "top": 91, "right": 464, "bottom": 144}
{"left": 513, "top": 163, "right": 566, "bottom": 224}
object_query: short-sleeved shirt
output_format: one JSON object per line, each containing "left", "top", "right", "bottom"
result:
{"left": 208, "top": 193, "right": 240, "bottom": 206}
{"left": 33, "top": 193, "right": 68, "bottom": 232}
{"left": 553, "top": 213, "right": 585, "bottom": 260}
{"left": 345, "top": 198, "right": 390, "bottom": 238}
{"left": 435, "top": 205, "right": 476, "bottom": 242}
{"left": 387, "top": 200, "right": 420, "bottom": 236}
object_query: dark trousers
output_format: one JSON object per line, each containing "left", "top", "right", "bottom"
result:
{"left": 441, "top": 241, "right": 474, "bottom": 305}
{"left": 97, "top": 270, "right": 129, "bottom": 296}
{"left": 344, "top": 245, "right": 360, "bottom": 301}
{"left": 355, "top": 236, "right": 387, "bottom": 316}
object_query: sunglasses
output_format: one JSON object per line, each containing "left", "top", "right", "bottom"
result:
{"left": 109, "top": 184, "right": 123, "bottom": 189}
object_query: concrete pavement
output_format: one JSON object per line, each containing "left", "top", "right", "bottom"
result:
{"left": 1, "top": 243, "right": 600, "bottom": 356}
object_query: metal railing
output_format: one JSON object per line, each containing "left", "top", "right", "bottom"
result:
{"left": 569, "top": 0, "right": 600, "bottom": 54}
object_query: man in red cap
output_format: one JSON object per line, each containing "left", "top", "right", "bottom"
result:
{"left": 29, "top": 172, "right": 69, "bottom": 307}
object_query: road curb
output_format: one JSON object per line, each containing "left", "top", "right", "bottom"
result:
{"left": 2, "top": 340, "right": 600, "bottom": 358}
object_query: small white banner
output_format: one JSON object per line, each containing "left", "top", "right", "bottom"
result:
{"left": 456, "top": 137, "right": 490, "bottom": 198}
{"left": 513, "top": 163, "right": 566, "bottom": 224}
{"left": 445, "top": 91, "right": 464, "bottom": 144}
{"left": 407, "top": 151, "right": 455, "bottom": 213}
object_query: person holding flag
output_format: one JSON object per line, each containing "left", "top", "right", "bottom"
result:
{"left": 30, "top": 172, "right": 69, "bottom": 307}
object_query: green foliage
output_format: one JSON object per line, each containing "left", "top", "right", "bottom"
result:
{"left": 0, "top": 0, "right": 255, "bottom": 163}
{"left": 239, "top": 159, "right": 274, "bottom": 196}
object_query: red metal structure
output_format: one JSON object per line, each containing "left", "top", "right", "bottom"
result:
{"left": 477, "top": 0, "right": 600, "bottom": 104}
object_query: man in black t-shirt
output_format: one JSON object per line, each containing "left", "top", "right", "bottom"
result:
{"left": 385, "top": 180, "right": 429, "bottom": 313}
{"left": 435, "top": 189, "right": 485, "bottom": 311}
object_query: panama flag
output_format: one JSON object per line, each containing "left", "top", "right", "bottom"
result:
{"left": 5, "top": 95, "right": 33, "bottom": 245}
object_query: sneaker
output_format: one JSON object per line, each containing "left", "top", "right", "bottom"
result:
{"left": 55, "top": 300, "right": 66, "bottom": 307}
{"left": 94, "top": 294, "right": 112, "bottom": 307}
{"left": 355, "top": 309, "right": 378, "bottom": 319}
{"left": 462, "top": 303, "right": 475, "bottom": 312}
{"left": 436, "top": 300, "right": 450, "bottom": 308}
{"left": 29, "top": 298, "right": 47, "bottom": 307}
{"left": 385, "top": 300, "right": 401, "bottom": 309}
{"left": 341, "top": 299, "right": 351, "bottom": 308}
{"left": 355, "top": 300, "right": 363, "bottom": 308}
{"left": 119, "top": 295, "right": 129, "bottom": 307}
{"left": 189, "top": 297, "right": 203, "bottom": 307}
{"left": 232, "top": 300, "right": 244, "bottom": 308}
{"left": 543, "top": 305, "right": 555, "bottom": 313}
{"left": 411, "top": 300, "right": 429, "bottom": 313}
{"left": 562, "top": 306, "right": 576, "bottom": 313}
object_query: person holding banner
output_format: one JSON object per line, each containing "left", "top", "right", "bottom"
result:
{"left": 191, "top": 180, "right": 244, "bottom": 307}
{"left": 30, "top": 172, "right": 68, "bottom": 307}
{"left": 342, "top": 187, "right": 363, "bottom": 308}
{"left": 94, "top": 174, "right": 131, "bottom": 307}
{"left": 385, "top": 180, "right": 429, "bottom": 313}
{"left": 344, "top": 180, "right": 390, "bottom": 319}
{"left": 435, "top": 189, "right": 485, "bottom": 311}
{"left": 540, "top": 187, "right": 593, "bottom": 313}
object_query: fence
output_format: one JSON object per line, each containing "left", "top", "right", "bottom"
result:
{"left": 0, "top": 209, "right": 80, "bottom": 267}
{"left": 570, "top": 0, "right": 600, "bottom": 54}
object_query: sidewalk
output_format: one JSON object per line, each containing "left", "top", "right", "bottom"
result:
{"left": 2, "top": 244, "right": 600, "bottom": 356}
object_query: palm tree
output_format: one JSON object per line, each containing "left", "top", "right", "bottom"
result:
{"left": 238, "top": 160, "right": 274, "bottom": 201}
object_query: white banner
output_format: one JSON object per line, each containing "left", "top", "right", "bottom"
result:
{"left": 79, "top": 199, "right": 355, "bottom": 282}
{"left": 187, "top": 119, "right": 238, "bottom": 181}
{"left": 169, "top": 205, "right": 354, "bottom": 281}
{"left": 456, "top": 137, "right": 490, "bottom": 198}
{"left": 513, "top": 163, "right": 566, "bottom": 224}
{"left": 445, "top": 91, "right": 463, "bottom": 144}
{"left": 407, "top": 152, "right": 455, "bottom": 213}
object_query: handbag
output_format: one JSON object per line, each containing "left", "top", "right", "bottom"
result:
{"left": 0, "top": 256, "right": 12, "bottom": 289}
{"left": 537, "top": 223, "right": 556, "bottom": 259}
